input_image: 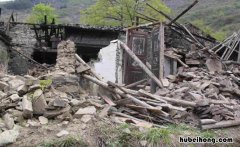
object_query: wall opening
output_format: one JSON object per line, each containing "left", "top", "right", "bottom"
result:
{"left": 32, "top": 50, "right": 57, "bottom": 65}
{"left": 76, "top": 46, "right": 101, "bottom": 63}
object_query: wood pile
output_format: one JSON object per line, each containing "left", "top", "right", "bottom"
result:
{"left": 75, "top": 39, "right": 240, "bottom": 130}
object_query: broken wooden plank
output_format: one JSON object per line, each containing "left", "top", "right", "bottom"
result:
{"left": 168, "top": 0, "right": 199, "bottom": 25}
{"left": 99, "top": 93, "right": 116, "bottom": 106}
{"left": 201, "top": 120, "right": 240, "bottom": 130}
{"left": 125, "top": 79, "right": 148, "bottom": 89}
{"left": 199, "top": 119, "right": 217, "bottom": 125}
{"left": 75, "top": 54, "right": 102, "bottom": 80}
{"left": 138, "top": 89, "right": 196, "bottom": 107}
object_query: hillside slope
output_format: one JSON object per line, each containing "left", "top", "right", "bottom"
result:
{"left": 164, "top": 0, "right": 240, "bottom": 35}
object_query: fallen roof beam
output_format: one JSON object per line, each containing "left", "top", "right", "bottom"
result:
{"left": 168, "top": 0, "right": 199, "bottom": 25}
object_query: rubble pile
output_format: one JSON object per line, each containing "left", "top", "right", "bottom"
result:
{"left": 55, "top": 40, "right": 76, "bottom": 73}
{"left": 0, "top": 72, "right": 104, "bottom": 146}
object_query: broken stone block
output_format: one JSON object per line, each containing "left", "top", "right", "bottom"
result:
{"left": 22, "top": 96, "right": 33, "bottom": 119}
{"left": 0, "top": 91, "right": 7, "bottom": 99}
{"left": 38, "top": 116, "right": 48, "bottom": 125}
{"left": 3, "top": 114, "right": 14, "bottom": 130}
{"left": 70, "top": 99, "right": 81, "bottom": 106}
{"left": 74, "top": 106, "right": 96, "bottom": 118}
{"left": 0, "top": 81, "right": 8, "bottom": 91}
{"left": 8, "top": 79, "right": 25, "bottom": 90}
{"left": 162, "top": 79, "right": 170, "bottom": 87}
{"left": 17, "top": 85, "right": 28, "bottom": 96}
{"left": 81, "top": 115, "right": 92, "bottom": 123}
{"left": 10, "top": 94, "right": 21, "bottom": 102}
{"left": 53, "top": 99, "right": 68, "bottom": 108}
{"left": 0, "top": 130, "right": 19, "bottom": 146}
{"left": 44, "top": 105, "right": 71, "bottom": 119}
{"left": 27, "top": 119, "right": 41, "bottom": 127}
{"left": 32, "top": 89, "right": 47, "bottom": 115}
{"left": 56, "top": 130, "right": 69, "bottom": 138}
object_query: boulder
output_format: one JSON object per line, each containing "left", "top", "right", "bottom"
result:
{"left": 0, "top": 130, "right": 19, "bottom": 146}
{"left": 32, "top": 89, "right": 47, "bottom": 115}
{"left": 8, "top": 79, "right": 25, "bottom": 90}
{"left": 22, "top": 96, "right": 33, "bottom": 119}
{"left": 10, "top": 94, "right": 21, "bottom": 102}
{"left": 3, "top": 114, "right": 14, "bottom": 130}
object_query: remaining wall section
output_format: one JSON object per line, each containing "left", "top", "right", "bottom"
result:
{"left": 8, "top": 24, "right": 37, "bottom": 75}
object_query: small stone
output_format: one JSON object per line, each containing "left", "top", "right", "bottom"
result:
{"left": 53, "top": 99, "right": 67, "bottom": 108}
{"left": 10, "top": 94, "right": 21, "bottom": 102}
{"left": 38, "top": 116, "right": 48, "bottom": 125}
{"left": 81, "top": 115, "right": 92, "bottom": 123}
{"left": 0, "top": 130, "right": 19, "bottom": 146}
{"left": 56, "top": 130, "right": 69, "bottom": 138}
{"left": 74, "top": 106, "right": 96, "bottom": 118}
{"left": 17, "top": 85, "right": 28, "bottom": 96}
{"left": 70, "top": 99, "right": 80, "bottom": 106}
{"left": 22, "top": 96, "right": 33, "bottom": 119}
{"left": 140, "top": 140, "right": 148, "bottom": 146}
{"left": 27, "top": 120, "right": 40, "bottom": 127}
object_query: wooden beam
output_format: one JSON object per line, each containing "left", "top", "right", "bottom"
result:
{"left": 168, "top": 0, "right": 199, "bottom": 25}
{"left": 119, "top": 41, "right": 163, "bottom": 88}
{"left": 159, "top": 23, "right": 165, "bottom": 79}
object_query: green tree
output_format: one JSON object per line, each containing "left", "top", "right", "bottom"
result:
{"left": 80, "top": 0, "right": 171, "bottom": 27}
{"left": 28, "top": 3, "right": 58, "bottom": 24}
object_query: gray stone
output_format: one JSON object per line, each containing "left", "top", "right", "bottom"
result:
{"left": 38, "top": 116, "right": 48, "bottom": 125}
{"left": 3, "top": 114, "right": 14, "bottom": 130}
{"left": 0, "top": 81, "right": 8, "bottom": 91}
{"left": 74, "top": 106, "right": 96, "bottom": 118}
{"left": 70, "top": 99, "right": 80, "bottom": 106}
{"left": 32, "top": 89, "right": 47, "bottom": 115}
{"left": 10, "top": 94, "right": 21, "bottom": 102}
{"left": 28, "top": 84, "right": 41, "bottom": 92}
{"left": 0, "top": 91, "right": 7, "bottom": 99}
{"left": 22, "top": 96, "right": 33, "bottom": 119}
{"left": 53, "top": 99, "right": 67, "bottom": 108}
{"left": 81, "top": 115, "right": 92, "bottom": 123}
{"left": 0, "top": 130, "right": 19, "bottom": 146}
{"left": 17, "top": 85, "right": 28, "bottom": 96}
{"left": 56, "top": 130, "right": 69, "bottom": 138}
{"left": 8, "top": 79, "right": 25, "bottom": 90}
{"left": 27, "top": 119, "right": 40, "bottom": 127}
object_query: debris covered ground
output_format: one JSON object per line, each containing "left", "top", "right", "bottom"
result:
{"left": 0, "top": 38, "right": 240, "bottom": 146}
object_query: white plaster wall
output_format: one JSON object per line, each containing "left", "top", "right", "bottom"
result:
{"left": 94, "top": 43, "right": 118, "bottom": 82}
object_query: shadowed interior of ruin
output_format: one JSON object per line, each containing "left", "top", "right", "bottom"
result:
{"left": 32, "top": 51, "right": 57, "bottom": 64}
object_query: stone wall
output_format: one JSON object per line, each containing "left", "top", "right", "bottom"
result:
{"left": 8, "top": 24, "right": 37, "bottom": 75}
{"left": 0, "top": 41, "right": 9, "bottom": 74}
{"left": 55, "top": 40, "right": 76, "bottom": 74}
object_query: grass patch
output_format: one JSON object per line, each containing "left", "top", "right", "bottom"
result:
{"left": 98, "top": 123, "right": 218, "bottom": 146}
{"left": 40, "top": 79, "right": 52, "bottom": 90}
{"left": 37, "top": 137, "right": 88, "bottom": 147}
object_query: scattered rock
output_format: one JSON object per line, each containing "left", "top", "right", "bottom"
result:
{"left": 10, "top": 94, "right": 20, "bottom": 102}
{"left": 3, "top": 114, "right": 14, "bottom": 130}
{"left": 74, "top": 106, "right": 96, "bottom": 118}
{"left": 81, "top": 115, "right": 92, "bottom": 123}
{"left": 22, "top": 96, "right": 33, "bottom": 119}
{"left": 32, "top": 89, "right": 47, "bottom": 115}
{"left": 56, "top": 130, "right": 69, "bottom": 138}
{"left": 0, "top": 130, "right": 19, "bottom": 146}
{"left": 38, "top": 116, "right": 48, "bottom": 125}
{"left": 70, "top": 99, "right": 81, "bottom": 106}
{"left": 53, "top": 99, "right": 68, "bottom": 108}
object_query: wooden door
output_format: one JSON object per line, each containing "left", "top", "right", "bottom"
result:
{"left": 124, "top": 30, "right": 148, "bottom": 85}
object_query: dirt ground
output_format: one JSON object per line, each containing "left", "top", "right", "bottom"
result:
{"left": 8, "top": 116, "right": 240, "bottom": 147}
